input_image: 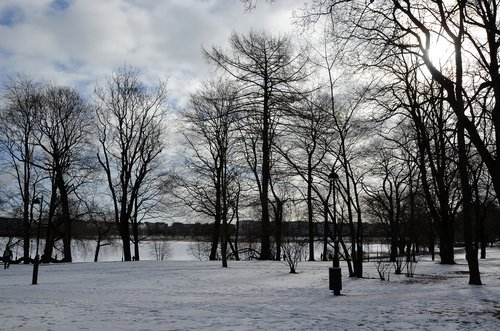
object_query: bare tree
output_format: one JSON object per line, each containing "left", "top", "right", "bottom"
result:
{"left": 204, "top": 30, "right": 309, "bottom": 260}
{"left": 365, "top": 148, "right": 409, "bottom": 262}
{"left": 381, "top": 0, "right": 485, "bottom": 285}
{"left": 0, "top": 76, "right": 44, "bottom": 263}
{"left": 150, "top": 240, "right": 170, "bottom": 261}
{"left": 299, "top": 0, "right": 490, "bottom": 284}
{"left": 130, "top": 175, "right": 167, "bottom": 261}
{"left": 189, "top": 241, "right": 212, "bottom": 261}
{"left": 240, "top": 0, "right": 276, "bottom": 11}
{"left": 95, "top": 66, "right": 168, "bottom": 262}
{"left": 468, "top": 151, "right": 495, "bottom": 259}
{"left": 281, "top": 236, "right": 307, "bottom": 274}
{"left": 372, "top": 53, "right": 462, "bottom": 265}
{"left": 180, "top": 79, "right": 241, "bottom": 267}
{"left": 276, "top": 92, "right": 335, "bottom": 261}
{"left": 85, "top": 211, "right": 114, "bottom": 262}
{"left": 34, "top": 84, "right": 95, "bottom": 262}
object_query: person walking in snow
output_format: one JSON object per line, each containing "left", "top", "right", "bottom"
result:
{"left": 3, "top": 247, "right": 13, "bottom": 269}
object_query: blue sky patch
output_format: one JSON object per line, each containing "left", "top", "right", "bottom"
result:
{"left": 0, "top": 6, "right": 25, "bottom": 27}
{"left": 50, "top": 0, "right": 73, "bottom": 12}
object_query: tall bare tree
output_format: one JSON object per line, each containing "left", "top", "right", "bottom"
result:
{"left": 95, "top": 66, "right": 168, "bottom": 262}
{"left": 276, "top": 93, "right": 334, "bottom": 261}
{"left": 34, "top": 84, "right": 95, "bottom": 262}
{"left": 180, "top": 79, "right": 241, "bottom": 267}
{"left": 372, "top": 54, "right": 462, "bottom": 265}
{"left": 365, "top": 147, "right": 410, "bottom": 263}
{"left": 0, "top": 76, "right": 44, "bottom": 263}
{"left": 204, "top": 30, "right": 308, "bottom": 260}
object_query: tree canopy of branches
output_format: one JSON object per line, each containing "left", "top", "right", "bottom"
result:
{"left": 276, "top": 92, "right": 335, "bottom": 261}
{"left": 0, "top": 76, "right": 44, "bottom": 263}
{"left": 95, "top": 66, "right": 168, "bottom": 262}
{"left": 204, "top": 30, "right": 309, "bottom": 260}
{"left": 1, "top": 77, "right": 94, "bottom": 263}
{"left": 180, "top": 79, "right": 241, "bottom": 267}
{"left": 299, "top": 0, "right": 498, "bottom": 284}
{"left": 36, "top": 84, "right": 95, "bottom": 262}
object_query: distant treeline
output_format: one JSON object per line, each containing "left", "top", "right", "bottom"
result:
{"left": 0, "top": 217, "right": 390, "bottom": 239}
{"left": 2, "top": 216, "right": 499, "bottom": 245}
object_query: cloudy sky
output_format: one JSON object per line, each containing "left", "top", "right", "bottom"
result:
{"left": 0, "top": 0, "right": 306, "bottom": 108}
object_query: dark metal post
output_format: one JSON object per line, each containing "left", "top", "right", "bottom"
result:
{"left": 332, "top": 178, "right": 339, "bottom": 268}
{"left": 328, "top": 168, "right": 342, "bottom": 295}
{"left": 322, "top": 181, "right": 332, "bottom": 261}
{"left": 32, "top": 197, "right": 43, "bottom": 285}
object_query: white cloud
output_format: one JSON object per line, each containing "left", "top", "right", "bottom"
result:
{"left": 0, "top": 0, "right": 305, "bottom": 106}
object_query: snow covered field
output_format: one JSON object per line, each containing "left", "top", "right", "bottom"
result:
{"left": 1, "top": 248, "right": 500, "bottom": 330}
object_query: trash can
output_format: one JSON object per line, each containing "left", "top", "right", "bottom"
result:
{"left": 329, "top": 267, "right": 342, "bottom": 295}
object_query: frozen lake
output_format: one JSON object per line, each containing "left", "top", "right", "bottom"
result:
{"left": 0, "top": 237, "right": 402, "bottom": 262}
{"left": 2, "top": 238, "right": 394, "bottom": 262}
{"left": 1, "top": 238, "right": 196, "bottom": 262}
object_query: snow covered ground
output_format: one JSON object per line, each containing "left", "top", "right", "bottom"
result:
{"left": 1, "top": 248, "right": 500, "bottom": 330}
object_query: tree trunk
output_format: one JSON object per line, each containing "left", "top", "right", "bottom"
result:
{"left": 322, "top": 199, "right": 329, "bottom": 261}
{"left": 221, "top": 218, "right": 228, "bottom": 268}
{"left": 454, "top": 9, "right": 481, "bottom": 283}
{"left": 42, "top": 186, "right": 57, "bottom": 263}
{"left": 232, "top": 198, "right": 241, "bottom": 261}
{"left": 94, "top": 237, "right": 101, "bottom": 262}
{"left": 56, "top": 171, "right": 72, "bottom": 262}
{"left": 234, "top": 218, "right": 240, "bottom": 261}
{"left": 480, "top": 241, "right": 487, "bottom": 260}
{"left": 210, "top": 218, "right": 220, "bottom": 261}
{"left": 430, "top": 237, "right": 435, "bottom": 261}
{"left": 475, "top": 199, "right": 487, "bottom": 260}
{"left": 458, "top": 120, "right": 481, "bottom": 284}
{"left": 260, "top": 89, "right": 272, "bottom": 260}
{"left": 221, "top": 161, "right": 228, "bottom": 268}
{"left": 119, "top": 213, "right": 131, "bottom": 261}
{"left": 23, "top": 155, "right": 30, "bottom": 264}
{"left": 438, "top": 220, "right": 455, "bottom": 265}
{"left": 339, "top": 236, "right": 354, "bottom": 277}
{"left": 274, "top": 200, "right": 283, "bottom": 261}
{"left": 133, "top": 222, "right": 140, "bottom": 261}
{"left": 356, "top": 212, "right": 363, "bottom": 277}
{"left": 307, "top": 165, "right": 315, "bottom": 261}
{"left": 389, "top": 221, "right": 398, "bottom": 262}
